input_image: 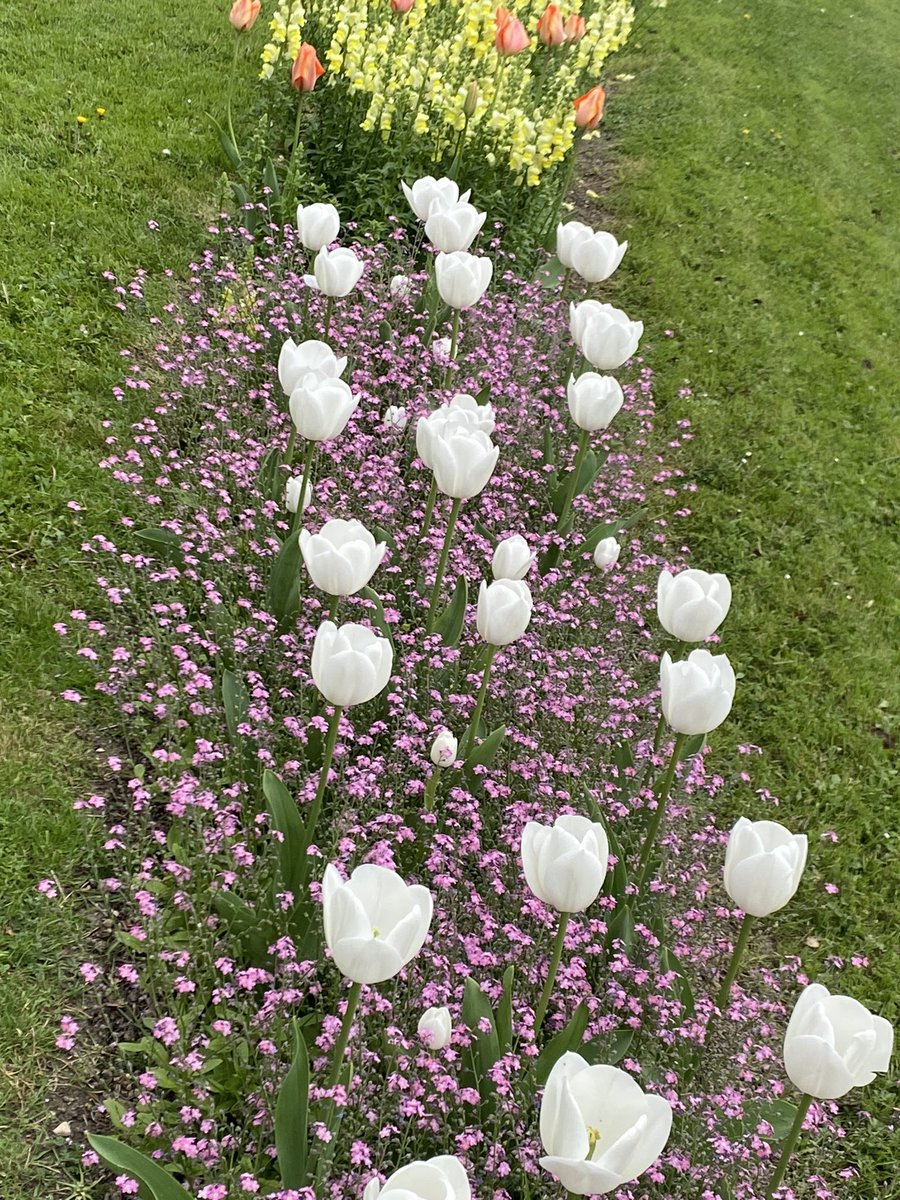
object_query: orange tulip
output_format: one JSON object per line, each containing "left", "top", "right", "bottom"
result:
{"left": 537, "top": 5, "right": 566, "bottom": 46}
{"left": 574, "top": 84, "right": 606, "bottom": 129}
{"left": 291, "top": 43, "right": 325, "bottom": 92}
{"left": 563, "top": 14, "right": 586, "bottom": 42}
{"left": 229, "top": 0, "right": 261, "bottom": 32}
{"left": 390, "top": 0, "right": 415, "bottom": 11}
{"left": 495, "top": 7, "right": 530, "bottom": 55}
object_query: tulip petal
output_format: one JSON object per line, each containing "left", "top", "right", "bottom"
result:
{"left": 725, "top": 850, "right": 798, "bottom": 917}
{"left": 429, "top": 1156, "right": 471, "bottom": 1200}
{"left": 871, "top": 1015, "right": 894, "bottom": 1072}
{"left": 540, "top": 1064, "right": 591, "bottom": 1161}
{"left": 539, "top": 1156, "right": 622, "bottom": 1195}
{"left": 785, "top": 1033, "right": 854, "bottom": 1099}
{"left": 384, "top": 1163, "right": 451, "bottom": 1200}
{"left": 332, "top": 935, "right": 403, "bottom": 985}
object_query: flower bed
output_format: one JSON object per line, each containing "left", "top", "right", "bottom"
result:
{"left": 55, "top": 207, "right": 889, "bottom": 1200}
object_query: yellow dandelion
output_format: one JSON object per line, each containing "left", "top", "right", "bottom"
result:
{"left": 76, "top": 114, "right": 88, "bottom": 125}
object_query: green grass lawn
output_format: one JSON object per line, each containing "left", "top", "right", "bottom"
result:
{"left": 593, "top": 0, "right": 899, "bottom": 1185}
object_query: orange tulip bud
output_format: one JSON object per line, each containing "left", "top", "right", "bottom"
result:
{"left": 537, "top": 5, "right": 566, "bottom": 46}
{"left": 563, "top": 14, "right": 586, "bottom": 42}
{"left": 390, "top": 0, "right": 415, "bottom": 11}
{"left": 229, "top": 0, "right": 261, "bottom": 32}
{"left": 291, "top": 43, "right": 325, "bottom": 92}
{"left": 574, "top": 84, "right": 606, "bottom": 129}
{"left": 495, "top": 7, "right": 530, "bottom": 55}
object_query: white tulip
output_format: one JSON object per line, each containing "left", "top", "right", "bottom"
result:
{"left": 390, "top": 274, "right": 413, "bottom": 298}
{"left": 539, "top": 1053, "right": 673, "bottom": 1195}
{"left": 300, "top": 519, "right": 387, "bottom": 597}
{"left": 567, "top": 372, "right": 625, "bottom": 431}
{"left": 416, "top": 397, "right": 495, "bottom": 468}
{"left": 278, "top": 338, "right": 347, "bottom": 396}
{"left": 568, "top": 230, "right": 628, "bottom": 283}
{"left": 724, "top": 818, "right": 808, "bottom": 918}
{"left": 303, "top": 245, "right": 365, "bottom": 297}
{"left": 401, "top": 176, "right": 472, "bottom": 221}
{"left": 284, "top": 475, "right": 312, "bottom": 514}
{"left": 657, "top": 568, "right": 732, "bottom": 642}
{"left": 322, "top": 863, "right": 432, "bottom": 985}
{"left": 311, "top": 621, "right": 393, "bottom": 708}
{"left": 417, "top": 1006, "right": 453, "bottom": 1050}
{"left": 476, "top": 578, "right": 532, "bottom": 646}
{"left": 431, "top": 427, "right": 499, "bottom": 499}
{"left": 430, "top": 730, "right": 458, "bottom": 767}
{"left": 660, "top": 649, "right": 736, "bottom": 736}
{"left": 492, "top": 535, "right": 534, "bottom": 581}
{"left": 364, "top": 1156, "right": 470, "bottom": 1200}
{"left": 289, "top": 377, "right": 358, "bottom": 442}
{"left": 425, "top": 202, "right": 487, "bottom": 253}
{"left": 522, "top": 815, "right": 609, "bottom": 912}
{"left": 593, "top": 537, "right": 620, "bottom": 569}
{"left": 295, "top": 202, "right": 340, "bottom": 251}
{"left": 556, "top": 220, "right": 594, "bottom": 270}
{"left": 435, "top": 251, "right": 493, "bottom": 310}
{"left": 432, "top": 336, "right": 453, "bottom": 361}
{"left": 384, "top": 404, "right": 409, "bottom": 431}
{"left": 445, "top": 392, "right": 496, "bottom": 434}
{"left": 783, "top": 983, "right": 893, "bottom": 1100}
{"left": 569, "top": 300, "right": 643, "bottom": 370}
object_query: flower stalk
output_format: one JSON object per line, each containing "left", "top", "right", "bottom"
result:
{"left": 533, "top": 911, "right": 571, "bottom": 1034}
{"left": 715, "top": 912, "right": 755, "bottom": 1013}
{"left": 425, "top": 496, "right": 462, "bottom": 633}
{"left": 298, "top": 704, "right": 343, "bottom": 877}
{"left": 555, "top": 427, "right": 591, "bottom": 533}
{"left": 461, "top": 645, "right": 498, "bottom": 759}
{"left": 636, "top": 732, "right": 687, "bottom": 888}
{"left": 764, "top": 1095, "right": 812, "bottom": 1199}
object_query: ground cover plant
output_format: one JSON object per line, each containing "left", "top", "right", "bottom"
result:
{"left": 48, "top": 196, "right": 893, "bottom": 1200}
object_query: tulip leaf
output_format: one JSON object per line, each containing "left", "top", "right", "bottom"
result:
{"left": 267, "top": 530, "right": 303, "bottom": 626}
{"left": 496, "top": 964, "right": 515, "bottom": 1051}
{"left": 537, "top": 541, "right": 563, "bottom": 577}
{"left": 550, "top": 449, "right": 609, "bottom": 517}
{"left": 572, "top": 508, "right": 645, "bottom": 560}
{"left": 542, "top": 424, "right": 557, "bottom": 470}
{"left": 275, "top": 1019, "right": 309, "bottom": 1188}
{"left": 134, "top": 527, "right": 187, "bottom": 567}
{"left": 580, "top": 1028, "right": 634, "bottom": 1067}
{"left": 747, "top": 1098, "right": 799, "bottom": 1140}
{"left": 378, "top": 319, "right": 394, "bottom": 344}
{"left": 257, "top": 446, "right": 282, "bottom": 500}
{"left": 461, "top": 977, "right": 501, "bottom": 1109}
{"left": 679, "top": 733, "right": 707, "bottom": 761}
{"left": 359, "top": 586, "right": 395, "bottom": 648}
{"left": 262, "top": 770, "right": 306, "bottom": 901}
{"left": 87, "top": 1133, "right": 189, "bottom": 1200}
{"left": 222, "top": 669, "right": 249, "bottom": 749}
{"left": 474, "top": 383, "right": 492, "bottom": 406}
{"left": 534, "top": 1001, "right": 590, "bottom": 1084}
{"left": 373, "top": 526, "right": 396, "bottom": 551}
{"left": 212, "top": 892, "right": 274, "bottom": 967}
{"left": 604, "top": 901, "right": 635, "bottom": 953}
{"left": 464, "top": 724, "right": 506, "bottom": 771}
{"left": 535, "top": 254, "right": 566, "bottom": 289}
{"left": 660, "top": 947, "right": 695, "bottom": 1017}
{"left": 210, "top": 115, "right": 244, "bottom": 173}
{"left": 263, "top": 157, "right": 281, "bottom": 199}
{"left": 433, "top": 574, "right": 468, "bottom": 646}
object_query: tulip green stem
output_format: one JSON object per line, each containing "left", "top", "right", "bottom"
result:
{"left": 425, "top": 496, "right": 462, "bottom": 633}
{"left": 285, "top": 96, "right": 304, "bottom": 212}
{"left": 461, "top": 645, "right": 498, "bottom": 759}
{"left": 443, "top": 309, "right": 461, "bottom": 387}
{"left": 327, "top": 980, "right": 363, "bottom": 1086}
{"left": 323, "top": 294, "right": 335, "bottom": 340}
{"left": 420, "top": 477, "right": 439, "bottom": 540}
{"left": 283, "top": 425, "right": 297, "bottom": 471}
{"left": 764, "top": 1094, "right": 812, "bottom": 1199}
{"left": 296, "top": 438, "right": 316, "bottom": 523}
{"left": 423, "top": 768, "right": 441, "bottom": 813}
{"left": 716, "top": 912, "right": 755, "bottom": 1013}
{"left": 636, "top": 733, "right": 687, "bottom": 889}
{"left": 298, "top": 704, "right": 343, "bottom": 881}
{"left": 327, "top": 593, "right": 340, "bottom": 622}
{"left": 555, "top": 428, "right": 591, "bottom": 534}
{"left": 533, "top": 911, "right": 570, "bottom": 1036}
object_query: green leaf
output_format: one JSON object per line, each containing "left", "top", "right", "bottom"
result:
{"left": 580, "top": 1028, "right": 634, "bottom": 1066}
{"left": 542, "top": 424, "right": 557, "bottom": 470}
{"left": 275, "top": 1019, "right": 309, "bottom": 1188}
{"left": 464, "top": 724, "right": 506, "bottom": 770}
{"left": 535, "top": 254, "right": 566, "bottom": 289}
{"left": 534, "top": 1001, "right": 590, "bottom": 1084}
{"left": 213, "top": 121, "right": 244, "bottom": 173}
{"left": 679, "top": 733, "right": 707, "bottom": 760}
{"left": 660, "top": 946, "right": 696, "bottom": 1017}
{"left": 134, "top": 527, "right": 186, "bottom": 567}
{"left": 611, "top": 741, "right": 635, "bottom": 773}
{"left": 359, "top": 586, "right": 395, "bottom": 648}
{"left": 263, "top": 157, "right": 281, "bottom": 198}
{"left": 230, "top": 180, "right": 251, "bottom": 208}
{"left": 258, "top": 446, "right": 282, "bottom": 498}
{"left": 433, "top": 574, "right": 468, "bottom": 646}
{"left": 222, "top": 669, "right": 249, "bottom": 748}
{"left": 378, "top": 319, "right": 394, "bottom": 344}
{"left": 748, "top": 1098, "right": 799, "bottom": 1140}
{"left": 550, "top": 449, "right": 608, "bottom": 517}
{"left": 496, "top": 964, "right": 515, "bottom": 1051}
{"left": 461, "top": 977, "right": 501, "bottom": 1108}
{"left": 267, "top": 530, "right": 302, "bottom": 626}
{"left": 87, "top": 1134, "right": 188, "bottom": 1200}
{"left": 474, "top": 383, "right": 492, "bottom": 406}
{"left": 604, "top": 901, "right": 635, "bottom": 953}
{"left": 262, "top": 770, "right": 306, "bottom": 900}
{"left": 573, "top": 508, "right": 645, "bottom": 559}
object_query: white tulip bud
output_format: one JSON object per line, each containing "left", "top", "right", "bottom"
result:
{"left": 430, "top": 730, "right": 458, "bottom": 767}
{"left": 657, "top": 568, "right": 732, "bottom": 642}
{"left": 492, "top": 534, "right": 534, "bottom": 580}
{"left": 322, "top": 863, "right": 432, "bottom": 985}
{"left": 303, "top": 245, "right": 365, "bottom": 297}
{"left": 569, "top": 300, "right": 643, "bottom": 370}
{"left": 364, "top": 1155, "right": 471, "bottom": 1200}
{"left": 556, "top": 220, "right": 594, "bottom": 270}
{"left": 384, "top": 405, "right": 409, "bottom": 431}
{"left": 660, "top": 649, "right": 736, "bottom": 736}
{"left": 418, "top": 1006, "right": 453, "bottom": 1050}
{"left": 311, "top": 621, "right": 393, "bottom": 708}
{"left": 431, "top": 428, "right": 499, "bottom": 500}
{"left": 476, "top": 578, "right": 532, "bottom": 646}
{"left": 284, "top": 475, "right": 312, "bottom": 514}
{"left": 278, "top": 338, "right": 347, "bottom": 396}
{"left": 539, "top": 1054, "right": 673, "bottom": 1195}
{"left": 435, "top": 251, "right": 493, "bottom": 310}
{"left": 425, "top": 202, "right": 487, "bottom": 253}
{"left": 593, "top": 537, "right": 620, "bottom": 569}
{"left": 567, "top": 372, "right": 624, "bottom": 432}
{"left": 295, "top": 202, "right": 340, "bottom": 252}
{"left": 723, "top": 818, "right": 807, "bottom": 918}
{"left": 390, "top": 274, "right": 413, "bottom": 298}
{"left": 783, "top": 983, "right": 893, "bottom": 1100}
{"left": 401, "top": 176, "right": 471, "bottom": 221}
{"left": 300, "top": 519, "right": 387, "bottom": 597}
{"left": 432, "top": 336, "right": 453, "bottom": 361}
{"left": 289, "top": 377, "right": 358, "bottom": 442}
{"left": 568, "top": 230, "right": 627, "bottom": 283}
{"left": 522, "top": 814, "right": 609, "bottom": 912}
